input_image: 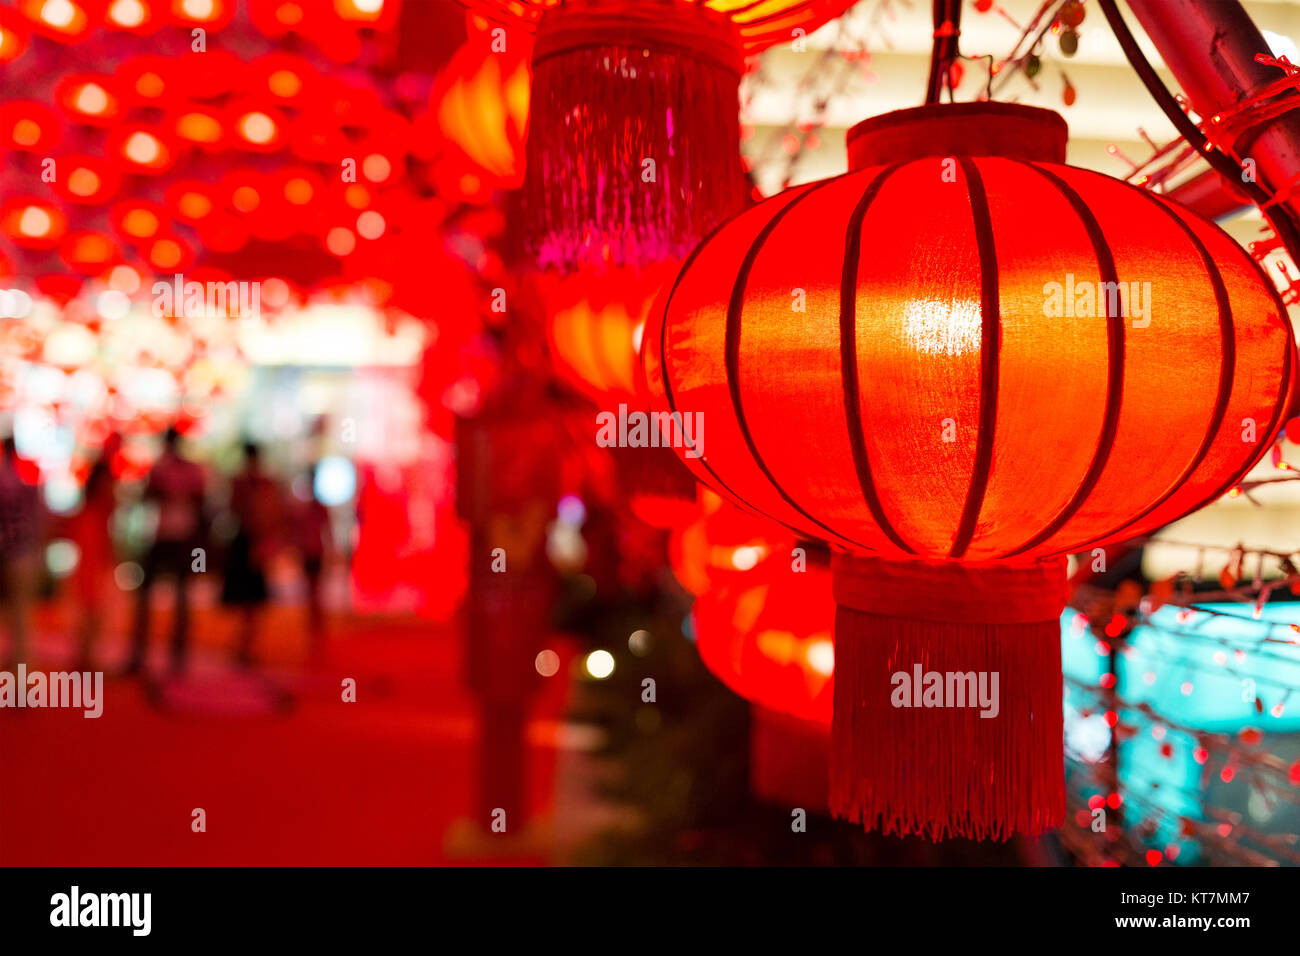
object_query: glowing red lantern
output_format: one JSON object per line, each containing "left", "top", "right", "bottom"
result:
{"left": 59, "top": 231, "right": 122, "bottom": 276}
{"left": 1, "top": 101, "right": 61, "bottom": 152}
{"left": 692, "top": 559, "right": 835, "bottom": 726}
{"left": 105, "top": 0, "right": 163, "bottom": 34}
{"left": 22, "top": 0, "right": 93, "bottom": 42}
{"left": 670, "top": 490, "right": 794, "bottom": 598}
{"left": 168, "top": 0, "right": 235, "bottom": 30}
{"left": 120, "top": 57, "right": 177, "bottom": 107}
{"left": 460, "top": 0, "right": 856, "bottom": 268}
{"left": 432, "top": 33, "right": 530, "bottom": 191}
{"left": 0, "top": 7, "right": 32, "bottom": 62}
{"left": 171, "top": 107, "right": 228, "bottom": 149}
{"left": 111, "top": 199, "right": 168, "bottom": 243}
{"left": 52, "top": 155, "right": 121, "bottom": 205}
{"left": 55, "top": 75, "right": 124, "bottom": 126}
{"left": 1, "top": 198, "right": 67, "bottom": 250}
{"left": 230, "top": 102, "right": 287, "bottom": 153}
{"left": 109, "top": 125, "right": 176, "bottom": 174}
{"left": 539, "top": 263, "right": 673, "bottom": 405}
{"left": 166, "top": 180, "right": 219, "bottom": 224}
{"left": 644, "top": 103, "right": 1299, "bottom": 840}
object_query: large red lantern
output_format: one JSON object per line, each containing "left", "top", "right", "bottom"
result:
{"left": 644, "top": 102, "right": 1299, "bottom": 840}
{"left": 460, "top": 0, "right": 855, "bottom": 269}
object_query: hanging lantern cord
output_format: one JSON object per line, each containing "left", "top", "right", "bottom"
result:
{"left": 1097, "top": 0, "right": 1300, "bottom": 261}
{"left": 924, "top": 0, "right": 964, "bottom": 105}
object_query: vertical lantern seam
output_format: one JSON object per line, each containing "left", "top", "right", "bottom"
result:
{"left": 839, "top": 161, "right": 916, "bottom": 554}
{"left": 655, "top": 189, "right": 826, "bottom": 541}
{"left": 1079, "top": 168, "right": 1296, "bottom": 529}
{"left": 1070, "top": 190, "right": 1235, "bottom": 549}
{"left": 996, "top": 161, "right": 1126, "bottom": 559}
{"left": 725, "top": 171, "right": 877, "bottom": 550}
{"left": 948, "top": 157, "right": 1001, "bottom": 559}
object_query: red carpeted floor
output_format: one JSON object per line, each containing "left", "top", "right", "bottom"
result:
{"left": 0, "top": 599, "right": 572, "bottom": 865}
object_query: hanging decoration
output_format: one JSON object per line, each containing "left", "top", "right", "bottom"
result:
{"left": 460, "top": 0, "right": 856, "bottom": 270}
{"left": 643, "top": 99, "right": 1299, "bottom": 841}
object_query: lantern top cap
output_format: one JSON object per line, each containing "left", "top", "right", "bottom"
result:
{"left": 846, "top": 102, "right": 1068, "bottom": 169}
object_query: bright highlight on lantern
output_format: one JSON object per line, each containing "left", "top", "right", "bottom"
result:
{"left": 108, "top": 0, "right": 146, "bottom": 27}
{"left": 125, "top": 131, "right": 161, "bottom": 164}
{"left": 74, "top": 83, "right": 109, "bottom": 115}
{"left": 40, "top": 0, "right": 78, "bottom": 29}
{"left": 19, "top": 206, "right": 52, "bottom": 237}
{"left": 584, "top": 650, "right": 615, "bottom": 680}
{"left": 239, "top": 111, "right": 276, "bottom": 145}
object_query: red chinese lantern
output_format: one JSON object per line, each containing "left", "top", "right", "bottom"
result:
{"left": 432, "top": 32, "right": 530, "bottom": 192}
{"left": 539, "top": 263, "right": 672, "bottom": 405}
{"left": 692, "top": 554, "right": 835, "bottom": 726}
{"left": 460, "top": 0, "right": 855, "bottom": 269}
{"left": 644, "top": 102, "right": 1299, "bottom": 840}
{"left": 669, "top": 489, "right": 793, "bottom": 597}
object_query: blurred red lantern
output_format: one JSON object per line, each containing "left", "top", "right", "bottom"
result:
{"left": 105, "top": 0, "right": 164, "bottom": 34}
{"left": 109, "top": 125, "right": 176, "bottom": 174}
{"left": 460, "top": 0, "right": 855, "bottom": 268}
{"left": 692, "top": 557, "right": 835, "bottom": 726}
{"left": 644, "top": 102, "right": 1299, "bottom": 840}
{"left": 539, "top": 263, "right": 673, "bottom": 405}
{"left": 0, "top": 7, "right": 32, "bottom": 62}
{"left": 251, "top": 53, "right": 319, "bottom": 106}
{"left": 2, "top": 198, "right": 67, "bottom": 250}
{"left": 59, "top": 231, "right": 123, "bottom": 276}
{"left": 144, "top": 233, "right": 194, "bottom": 274}
{"left": 22, "top": 0, "right": 93, "bottom": 42}
{"left": 1, "top": 101, "right": 61, "bottom": 152}
{"left": 669, "top": 490, "right": 794, "bottom": 598}
{"left": 230, "top": 102, "right": 287, "bottom": 152}
{"left": 51, "top": 155, "right": 121, "bottom": 205}
{"left": 111, "top": 199, "right": 168, "bottom": 243}
{"left": 120, "top": 56, "right": 178, "bottom": 107}
{"left": 165, "top": 180, "right": 220, "bottom": 224}
{"left": 168, "top": 0, "right": 235, "bottom": 30}
{"left": 432, "top": 33, "right": 530, "bottom": 191}
{"left": 54, "top": 75, "right": 125, "bottom": 126}
{"left": 171, "top": 107, "right": 228, "bottom": 149}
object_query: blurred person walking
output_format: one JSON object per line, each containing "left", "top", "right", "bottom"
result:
{"left": 69, "top": 453, "right": 117, "bottom": 670}
{"left": 0, "top": 436, "right": 43, "bottom": 667}
{"left": 127, "top": 427, "right": 207, "bottom": 676}
{"left": 295, "top": 464, "right": 333, "bottom": 660}
{"left": 222, "top": 443, "right": 283, "bottom": 668}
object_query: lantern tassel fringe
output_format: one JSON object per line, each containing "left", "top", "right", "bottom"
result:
{"left": 830, "top": 606, "right": 1065, "bottom": 841}
{"left": 525, "top": 43, "right": 747, "bottom": 270}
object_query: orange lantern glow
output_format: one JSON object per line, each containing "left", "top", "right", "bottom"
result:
{"left": 432, "top": 34, "right": 530, "bottom": 191}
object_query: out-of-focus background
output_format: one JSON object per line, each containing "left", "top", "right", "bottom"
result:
{"left": 0, "top": 0, "right": 1297, "bottom": 866}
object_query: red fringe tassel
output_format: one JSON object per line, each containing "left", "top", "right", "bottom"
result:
{"left": 525, "top": 42, "right": 748, "bottom": 270}
{"left": 829, "top": 554, "right": 1067, "bottom": 841}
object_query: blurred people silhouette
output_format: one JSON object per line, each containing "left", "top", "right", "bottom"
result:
{"left": 0, "top": 436, "right": 43, "bottom": 667}
{"left": 128, "top": 427, "right": 206, "bottom": 676}
{"left": 295, "top": 464, "right": 333, "bottom": 659}
{"left": 223, "top": 443, "right": 283, "bottom": 668}
{"left": 69, "top": 447, "right": 118, "bottom": 671}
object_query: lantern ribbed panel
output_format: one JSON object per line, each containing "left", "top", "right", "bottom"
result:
{"left": 644, "top": 157, "right": 1297, "bottom": 562}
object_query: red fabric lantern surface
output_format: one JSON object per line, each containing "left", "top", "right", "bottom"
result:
{"left": 691, "top": 554, "right": 834, "bottom": 726}
{"left": 538, "top": 263, "right": 674, "bottom": 405}
{"left": 644, "top": 102, "right": 1299, "bottom": 840}
{"left": 431, "top": 32, "right": 531, "bottom": 193}
{"left": 459, "top": 0, "right": 855, "bottom": 269}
